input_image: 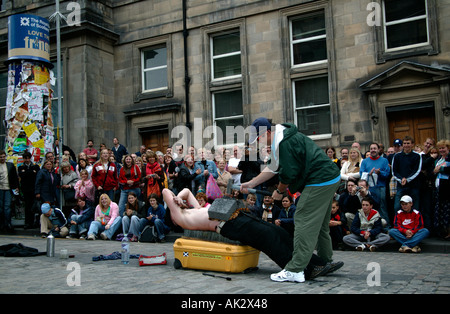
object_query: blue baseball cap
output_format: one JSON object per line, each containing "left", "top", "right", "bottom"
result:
{"left": 393, "top": 139, "right": 403, "bottom": 146}
{"left": 248, "top": 117, "right": 272, "bottom": 145}
{"left": 41, "top": 203, "right": 51, "bottom": 214}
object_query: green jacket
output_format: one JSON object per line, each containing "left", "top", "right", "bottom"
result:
{"left": 272, "top": 123, "right": 340, "bottom": 192}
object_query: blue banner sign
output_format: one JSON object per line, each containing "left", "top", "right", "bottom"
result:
{"left": 8, "top": 14, "right": 50, "bottom": 64}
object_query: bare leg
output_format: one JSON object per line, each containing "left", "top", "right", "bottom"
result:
{"left": 162, "top": 188, "right": 219, "bottom": 231}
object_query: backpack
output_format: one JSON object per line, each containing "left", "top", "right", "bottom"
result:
{"left": 139, "top": 225, "right": 157, "bottom": 243}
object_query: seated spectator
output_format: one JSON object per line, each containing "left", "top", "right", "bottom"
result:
{"left": 339, "top": 179, "right": 380, "bottom": 230}
{"left": 146, "top": 193, "right": 171, "bottom": 242}
{"left": 329, "top": 200, "right": 347, "bottom": 250}
{"left": 195, "top": 192, "right": 210, "bottom": 209}
{"left": 121, "top": 191, "right": 147, "bottom": 241}
{"left": 275, "top": 195, "right": 296, "bottom": 237}
{"left": 67, "top": 196, "right": 95, "bottom": 239}
{"left": 254, "top": 195, "right": 281, "bottom": 224}
{"left": 40, "top": 203, "right": 68, "bottom": 238}
{"left": 87, "top": 193, "right": 122, "bottom": 240}
{"left": 343, "top": 197, "right": 390, "bottom": 251}
{"left": 245, "top": 193, "right": 258, "bottom": 216}
{"left": 389, "top": 195, "right": 429, "bottom": 253}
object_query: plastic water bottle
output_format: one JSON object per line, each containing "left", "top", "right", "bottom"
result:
{"left": 121, "top": 234, "right": 130, "bottom": 264}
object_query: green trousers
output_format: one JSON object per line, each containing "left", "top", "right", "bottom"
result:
{"left": 285, "top": 180, "right": 340, "bottom": 272}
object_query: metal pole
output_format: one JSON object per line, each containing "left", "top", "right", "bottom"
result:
{"left": 55, "top": 0, "right": 63, "bottom": 208}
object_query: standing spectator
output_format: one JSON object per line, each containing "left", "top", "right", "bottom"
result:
{"left": 227, "top": 145, "right": 243, "bottom": 186}
{"left": 59, "top": 161, "right": 79, "bottom": 209}
{"left": 238, "top": 146, "right": 263, "bottom": 206}
{"left": 74, "top": 169, "right": 95, "bottom": 205}
{"left": 360, "top": 143, "right": 391, "bottom": 227}
{"left": 75, "top": 158, "right": 92, "bottom": 178}
{"left": 343, "top": 197, "right": 390, "bottom": 251}
{"left": 35, "top": 159, "right": 60, "bottom": 207}
{"left": 145, "top": 151, "right": 164, "bottom": 202}
{"left": 193, "top": 148, "right": 218, "bottom": 193}
{"left": 387, "top": 139, "right": 403, "bottom": 165}
{"left": 91, "top": 149, "right": 119, "bottom": 202}
{"left": 175, "top": 155, "right": 201, "bottom": 193}
{"left": 83, "top": 140, "right": 98, "bottom": 165}
{"left": 433, "top": 139, "right": 450, "bottom": 240}
{"left": 163, "top": 153, "right": 176, "bottom": 191}
{"left": 135, "top": 145, "right": 146, "bottom": 157}
{"left": 340, "top": 148, "right": 349, "bottom": 165}
{"left": 391, "top": 136, "right": 422, "bottom": 213}
{"left": 0, "top": 151, "right": 19, "bottom": 232}
{"left": 325, "top": 146, "right": 341, "bottom": 169}
{"left": 389, "top": 195, "right": 429, "bottom": 253}
{"left": 18, "top": 151, "right": 40, "bottom": 229}
{"left": 216, "top": 159, "right": 232, "bottom": 195}
{"left": 118, "top": 154, "right": 141, "bottom": 216}
{"left": 422, "top": 137, "right": 435, "bottom": 156}
{"left": 111, "top": 137, "right": 128, "bottom": 165}
{"left": 340, "top": 147, "right": 362, "bottom": 185}
{"left": 421, "top": 146, "right": 439, "bottom": 229}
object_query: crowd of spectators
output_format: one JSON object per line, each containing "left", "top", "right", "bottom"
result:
{"left": 0, "top": 134, "right": 448, "bottom": 253}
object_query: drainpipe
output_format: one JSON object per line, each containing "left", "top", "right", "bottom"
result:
{"left": 183, "top": 0, "right": 191, "bottom": 130}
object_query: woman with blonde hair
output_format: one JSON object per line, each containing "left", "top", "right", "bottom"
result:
{"left": 87, "top": 193, "right": 121, "bottom": 240}
{"left": 340, "top": 147, "right": 363, "bottom": 183}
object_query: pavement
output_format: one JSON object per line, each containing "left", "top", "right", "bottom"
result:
{"left": 0, "top": 219, "right": 449, "bottom": 299}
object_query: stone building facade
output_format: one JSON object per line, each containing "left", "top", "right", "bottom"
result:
{"left": 0, "top": 0, "right": 449, "bottom": 155}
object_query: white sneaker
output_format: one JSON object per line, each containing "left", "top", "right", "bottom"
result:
{"left": 270, "top": 269, "right": 305, "bottom": 283}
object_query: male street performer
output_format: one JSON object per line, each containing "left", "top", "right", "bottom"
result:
{"left": 241, "top": 118, "right": 341, "bottom": 283}
{"left": 163, "top": 188, "right": 343, "bottom": 280}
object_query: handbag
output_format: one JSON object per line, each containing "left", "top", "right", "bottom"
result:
{"left": 147, "top": 180, "right": 161, "bottom": 198}
{"left": 206, "top": 175, "right": 223, "bottom": 200}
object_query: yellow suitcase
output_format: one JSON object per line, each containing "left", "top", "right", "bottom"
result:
{"left": 173, "top": 237, "right": 260, "bottom": 273}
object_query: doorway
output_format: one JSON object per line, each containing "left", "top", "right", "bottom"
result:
{"left": 387, "top": 102, "right": 436, "bottom": 146}
{"left": 140, "top": 125, "right": 169, "bottom": 153}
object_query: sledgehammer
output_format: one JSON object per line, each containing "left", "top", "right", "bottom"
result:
{"left": 227, "top": 179, "right": 272, "bottom": 196}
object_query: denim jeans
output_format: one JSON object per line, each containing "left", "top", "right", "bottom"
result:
{"left": 118, "top": 188, "right": 141, "bottom": 217}
{"left": 389, "top": 228, "right": 429, "bottom": 248}
{"left": 122, "top": 215, "right": 148, "bottom": 236}
{"left": 369, "top": 185, "right": 389, "bottom": 227}
{"left": 153, "top": 218, "right": 170, "bottom": 240}
{"left": 0, "top": 190, "right": 12, "bottom": 228}
{"left": 88, "top": 216, "right": 122, "bottom": 239}
{"left": 69, "top": 214, "right": 91, "bottom": 235}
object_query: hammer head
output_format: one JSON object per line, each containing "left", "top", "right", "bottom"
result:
{"left": 208, "top": 197, "right": 245, "bottom": 221}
